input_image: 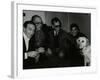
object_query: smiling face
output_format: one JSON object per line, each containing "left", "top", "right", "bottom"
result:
{"left": 24, "top": 23, "right": 35, "bottom": 39}
{"left": 71, "top": 27, "right": 79, "bottom": 37}
{"left": 76, "top": 37, "right": 89, "bottom": 49}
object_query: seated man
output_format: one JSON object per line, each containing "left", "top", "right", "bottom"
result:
{"left": 31, "top": 15, "right": 52, "bottom": 49}
{"left": 23, "top": 21, "right": 45, "bottom": 69}
{"left": 47, "top": 17, "right": 73, "bottom": 67}
{"left": 31, "top": 15, "right": 53, "bottom": 68}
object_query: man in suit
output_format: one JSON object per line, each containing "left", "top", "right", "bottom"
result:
{"left": 31, "top": 15, "right": 53, "bottom": 68}
{"left": 47, "top": 17, "right": 74, "bottom": 67}
{"left": 23, "top": 21, "right": 45, "bottom": 69}
{"left": 31, "top": 15, "right": 52, "bottom": 49}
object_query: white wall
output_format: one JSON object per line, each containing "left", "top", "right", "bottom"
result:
{"left": 0, "top": 0, "right": 100, "bottom": 80}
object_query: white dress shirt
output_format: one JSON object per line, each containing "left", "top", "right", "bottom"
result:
{"left": 23, "top": 33, "right": 39, "bottom": 60}
{"left": 23, "top": 33, "right": 30, "bottom": 59}
{"left": 23, "top": 33, "right": 30, "bottom": 51}
{"left": 54, "top": 30, "right": 59, "bottom": 36}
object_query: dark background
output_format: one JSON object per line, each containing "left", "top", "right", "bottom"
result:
{"left": 23, "top": 10, "right": 91, "bottom": 41}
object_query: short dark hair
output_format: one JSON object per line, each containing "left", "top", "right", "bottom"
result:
{"left": 23, "top": 21, "right": 35, "bottom": 28}
{"left": 51, "top": 17, "right": 62, "bottom": 27}
{"left": 70, "top": 23, "right": 80, "bottom": 31}
{"left": 23, "top": 13, "right": 26, "bottom": 17}
{"left": 31, "top": 15, "right": 43, "bottom": 24}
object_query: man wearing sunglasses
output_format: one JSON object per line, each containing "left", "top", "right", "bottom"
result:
{"left": 47, "top": 17, "right": 74, "bottom": 67}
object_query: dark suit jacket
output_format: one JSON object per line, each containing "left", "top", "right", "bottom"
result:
{"left": 48, "top": 29, "right": 84, "bottom": 67}
{"left": 48, "top": 29, "right": 74, "bottom": 67}
{"left": 23, "top": 34, "right": 50, "bottom": 69}
{"left": 23, "top": 35, "right": 37, "bottom": 69}
{"left": 34, "top": 24, "right": 53, "bottom": 49}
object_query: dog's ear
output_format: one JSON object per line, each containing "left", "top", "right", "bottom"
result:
{"left": 86, "top": 38, "right": 89, "bottom": 47}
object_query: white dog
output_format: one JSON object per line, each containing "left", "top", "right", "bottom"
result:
{"left": 76, "top": 37, "right": 91, "bottom": 66}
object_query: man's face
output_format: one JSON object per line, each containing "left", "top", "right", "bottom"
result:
{"left": 24, "top": 24, "right": 35, "bottom": 39}
{"left": 71, "top": 27, "right": 79, "bottom": 37}
{"left": 53, "top": 21, "right": 60, "bottom": 31}
{"left": 33, "top": 17, "right": 42, "bottom": 30}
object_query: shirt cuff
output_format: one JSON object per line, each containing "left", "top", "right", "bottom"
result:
{"left": 25, "top": 52, "right": 28, "bottom": 59}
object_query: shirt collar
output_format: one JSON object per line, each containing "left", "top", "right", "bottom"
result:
{"left": 23, "top": 32, "right": 30, "bottom": 41}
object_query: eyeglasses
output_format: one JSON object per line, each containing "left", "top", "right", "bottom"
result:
{"left": 34, "top": 22, "right": 42, "bottom": 25}
{"left": 54, "top": 25, "right": 60, "bottom": 28}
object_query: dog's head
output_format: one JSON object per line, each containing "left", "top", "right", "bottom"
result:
{"left": 76, "top": 37, "right": 89, "bottom": 49}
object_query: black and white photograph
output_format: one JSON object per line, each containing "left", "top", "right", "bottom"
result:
{"left": 11, "top": 2, "right": 97, "bottom": 78}
{"left": 23, "top": 10, "right": 91, "bottom": 69}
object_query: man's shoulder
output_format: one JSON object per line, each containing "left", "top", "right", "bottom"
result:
{"left": 60, "top": 29, "right": 70, "bottom": 36}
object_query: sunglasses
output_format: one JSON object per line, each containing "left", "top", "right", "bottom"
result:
{"left": 54, "top": 25, "right": 60, "bottom": 27}
{"left": 34, "top": 22, "right": 42, "bottom": 25}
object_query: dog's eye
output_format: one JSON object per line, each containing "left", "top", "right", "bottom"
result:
{"left": 82, "top": 40, "right": 84, "bottom": 43}
{"left": 78, "top": 40, "right": 80, "bottom": 42}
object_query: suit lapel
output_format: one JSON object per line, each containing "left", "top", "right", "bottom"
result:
{"left": 23, "top": 38, "right": 26, "bottom": 52}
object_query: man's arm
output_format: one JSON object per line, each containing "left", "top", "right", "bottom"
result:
{"left": 24, "top": 51, "right": 39, "bottom": 59}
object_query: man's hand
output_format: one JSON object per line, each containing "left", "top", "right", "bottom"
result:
{"left": 36, "top": 47, "right": 45, "bottom": 53}
{"left": 58, "top": 52, "right": 64, "bottom": 58}
{"left": 27, "top": 51, "right": 39, "bottom": 58}
{"left": 47, "top": 48, "right": 52, "bottom": 55}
